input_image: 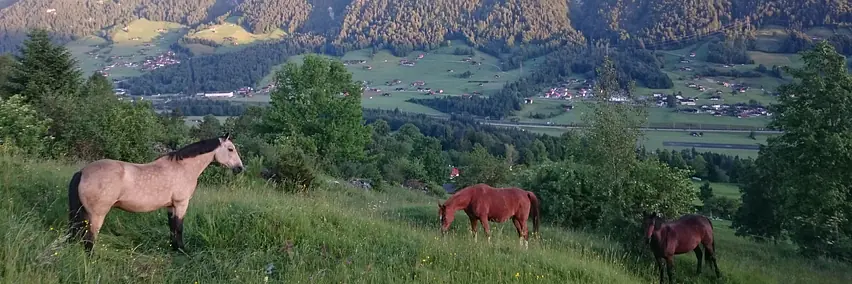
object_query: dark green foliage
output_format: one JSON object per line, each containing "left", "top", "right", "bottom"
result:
{"left": 265, "top": 136, "right": 320, "bottom": 193}
{"left": 121, "top": 35, "right": 325, "bottom": 95}
{"left": 261, "top": 54, "right": 370, "bottom": 168}
{"left": 706, "top": 38, "right": 755, "bottom": 65}
{"left": 703, "top": 196, "right": 740, "bottom": 220}
{"left": 3, "top": 29, "right": 82, "bottom": 103}
{"left": 735, "top": 42, "right": 852, "bottom": 260}
{"left": 700, "top": 182, "right": 715, "bottom": 203}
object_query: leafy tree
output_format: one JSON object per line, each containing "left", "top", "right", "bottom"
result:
{"left": 699, "top": 182, "right": 714, "bottom": 203}
{"left": 191, "top": 115, "right": 223, "bottom": 140}
{"left": 703, "top": 196, "right": 740, "bottom": 220}
{"left": 734, "top": 42, "right": 852, "bottom": 259}
{"left": 0, "top": 95, "right": 51, "bottom": 155}
{"left": 68, "top": 75, "right": 161, "bottom": 163}
{"left": 455, "top": 144, "right": 509, "bottom": 188}
{"left": 262, "top": 54, "right": 370, "bottom": 167}
{"left": 0, "top": 54, "right": 13, "bottom": 98}
{"left": 691, "top": 155, "right": 709, "bottom": 178}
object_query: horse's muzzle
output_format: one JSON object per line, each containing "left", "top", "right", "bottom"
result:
{"left": 232, "top": 166, "right": 245, "bottom": 174}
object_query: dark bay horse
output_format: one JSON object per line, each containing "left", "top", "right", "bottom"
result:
{"left": 437, "top": 183, "right": 540, "bottom": 249}
{"left": 67, "top": 134, "right": 245, "bottom": 254}
{"left": 643, "top": 212, "right": 721, "bottom": 284}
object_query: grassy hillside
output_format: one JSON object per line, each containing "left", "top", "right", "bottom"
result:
{"left": 2, "top": 152, "right": 852, "bottom": 283}
{"left": 66, "top": 20, "right": 187, "bottom": 78}
{"left": 183, "top": 16, "right": 286, "bottom": 55}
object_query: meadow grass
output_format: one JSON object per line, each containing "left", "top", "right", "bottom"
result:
{"left": 2, "top": 153, "right": 851, "bottom": 283}
{"left": 183, "top": 16, "right": 285, "bottom": 55}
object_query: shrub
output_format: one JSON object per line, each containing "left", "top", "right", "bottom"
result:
{"left": 264, "top": 136, "right": 320, "bottom": 193}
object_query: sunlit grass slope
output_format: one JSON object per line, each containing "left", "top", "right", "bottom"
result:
{"left": 1, "top": 152, "right": 850, "bottom": 283}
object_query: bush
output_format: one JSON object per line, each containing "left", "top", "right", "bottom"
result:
{"left": 702, "top": 196, "right": 740, "bottom": 220}
{"left": 264, "top": 136, "right": 320, "bottom": 193}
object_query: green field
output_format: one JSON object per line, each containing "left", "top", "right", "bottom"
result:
{"left": 2, "top": 153, "right": 851, "bottom": 283}
{"left": 520, "top": 127, "right": 773, "bottom": 158}
{"left": 513, "top": 99, "right": 772, "bottom": 129}
{"left": 183, "top": 16, "right": 286, "bottom": 55}
{"left": 693, "top": 182, "right": 742, "bottom": 200}
{"left": 249, "top": 41, "right": 542, "bottom": 113}
{"left": 66, "top": 20, "right": 187, "bottom": 78}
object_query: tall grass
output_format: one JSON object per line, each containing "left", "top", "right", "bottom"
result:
{"left": 1, "top": 153, "right": 850, "bottom": 283}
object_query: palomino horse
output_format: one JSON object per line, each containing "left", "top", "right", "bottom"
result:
{"left": 643, "top": 212, "right": 721, "bottom": 284}
{"left": 437, "top": 183, "right": 540, "bottom": 249}
{"left": 67, "top": 134, "right": 245, "bottom": 254}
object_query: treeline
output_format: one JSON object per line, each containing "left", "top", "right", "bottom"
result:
{"left": 408, "top": 44, "right": 672, "bottom": 118}
{"left": 706, "top": 38, "right": 755, "bottom": 65}
{"left": 574, "top": 0, "right": 851, "bottom": 47}
{"left": 166, "top": 99, "right": 246, "bottom": 117}
{"left": 363, "top": 109, "right": 575, "bottom": 165}
{"left": 119, "top": 34, "right": 326, "bottom": 95}
{"left": 775, "top": 32, "right": 852, "bottom": 55}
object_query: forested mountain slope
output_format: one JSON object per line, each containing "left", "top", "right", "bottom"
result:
{"left": 1, "top": 0, "right": 849, "bottom": 53}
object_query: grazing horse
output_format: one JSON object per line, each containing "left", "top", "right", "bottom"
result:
{"left": 643, "top": 212, "right": 721, "bottom": 284}
{"left": 67, "top": 134, "right": 245, "bottom": 254}
{"left": 437, "top": 183, "right": 540, "bottom": 249}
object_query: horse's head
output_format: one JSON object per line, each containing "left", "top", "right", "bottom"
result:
{"left": 642, "top": 211, "right": 662, "bottom": 244}
{"left": 213, "top": 133, "right": 245, "bottom": 174}
{"left": 437, "top": 202, "right": 453, "bottom": 235}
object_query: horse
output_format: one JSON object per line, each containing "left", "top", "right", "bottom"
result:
{"left": 437, "top": 183, "right": 540, "bottom": 249}
{"left": 67, "top": 133, "right": 245, "bottom": 255}
{"left": 643, "top": 212, "right": 721, "bottom": 284}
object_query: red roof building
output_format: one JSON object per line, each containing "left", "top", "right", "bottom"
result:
{"left": 449, "top": 167, "right": 460, "bottom": 179}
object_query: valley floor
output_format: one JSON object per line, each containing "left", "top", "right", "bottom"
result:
{"left": 1, "top": 153, "right": 850, "bottom": 283}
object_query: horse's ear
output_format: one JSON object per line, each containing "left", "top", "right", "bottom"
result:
{"left": 221, "top": 132, "right": 231, "bottom": 141}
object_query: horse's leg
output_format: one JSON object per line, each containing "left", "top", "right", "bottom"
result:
{"left": 168, "top": 201, "right": 190, "bottom": 252}
{"left": 84, "top": 212, "right": 107, "bottom": 255}
{"left": 703, "top": 239, "right": 721, "bottom": 278}
{"left": 656, "top": 257, "right": 665, "bottom": 284}
{"left": 469, "top": 218, "right": 479, "bottom": 242}
{"left": 693, "top": 246, "right": 704, "bottom": 275}
{"left": 479, "top": 217, "right": 492, "bottom": 244}
{"left": 665, "top": 256, "right": 675, "bottom": 284}
{"left": 512, "top": 218, "right": 523, "bottom": 247}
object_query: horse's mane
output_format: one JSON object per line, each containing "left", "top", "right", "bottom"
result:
{"left": 163, "top": 138, "right": 222, "bottom": 161}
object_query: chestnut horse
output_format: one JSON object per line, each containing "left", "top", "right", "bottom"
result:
{"left": 437, "top": 183, "right": 540, "bottom": 249}
{"left": 67, "top": 134, "right": 245, "bottom": 255}
{"left": 643, "top": 212, "right": 721, "bottom": 284}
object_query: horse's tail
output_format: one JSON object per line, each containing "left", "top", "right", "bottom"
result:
{"left": 527, "top": 191, "right": 541, "bottom": 237}
{"left": 67, "top": 171, "right": 88, "bottom": 243}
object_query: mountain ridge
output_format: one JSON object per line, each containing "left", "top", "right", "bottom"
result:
{"left": 0, "top": 0, "right": 849, "bottom": 54}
